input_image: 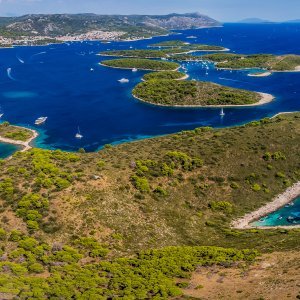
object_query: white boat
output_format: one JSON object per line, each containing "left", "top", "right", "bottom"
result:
{"left": 75, "top": 127, "right": 83, "bottom": 139}
{"left": 187, "top": 36, "right": 197, "bottom": 39}
{"left": 0, "top": 113, "right": 3, "bottom": 118}
{"left": 220, "top": 108, "right": 225, "bottom": 116}
{"left": 90, "top": 68, "right": 94, "bottom": 72}
{"left": 35, "top": 116, "right": 47, "bottom": 125}
{"left": 132, "top": 68, "right": 138, "bottom": 72}
{"left": 118, "top": 78, "right": 129, "bottom": 83}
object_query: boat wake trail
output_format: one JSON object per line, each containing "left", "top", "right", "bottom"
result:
{"left": 7, "top": 68, "right": 16, "bottom": 81}
{"left": 16, "top": 55, "right": 25, "bottom": 64}
{"left": 31, "top": 51, "right": 47, "bottom": 59}
{"left": 218, "top": 77, "right": 241, "bottom": 82}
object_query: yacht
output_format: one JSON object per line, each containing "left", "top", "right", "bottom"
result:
{"left": 220, "top": 108, "right": 225, "bottom": 116}
{"left": 118, "top": 78, "right": 129, "bottom": 83}
{"left": 132, "top": 68, "right": 138, "bottom": 72}
{"left": 0, "top": 113, "right": 3, "bottom": 118}
{"left": 35, "top": 117, "right": 47, "bottom": 125}
{"left": 75, "top": 127, "right": 83, "bottom": 139}
{"left": 90, "top": 68, "right": 94, "bottom": 72}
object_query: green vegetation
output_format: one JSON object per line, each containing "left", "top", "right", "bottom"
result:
{"left": 101, "top": 58, "right": 179, "bottom": 71}
{"left": 1, "top": 114, "right": 300, "bottom": 254}
{"left": 0, "top": 229, "right": 256, "bottom": 299}
{"left": 1, "top": 113, "right": 300, "bottom": 297}
{"left": 133, "top": 79, "right": 261, "bottom": 106}
{"left": 143, "top": 71, "right": 186, "bottom": 81}
{"left": 0, "top": 122, "right": 33, "bottom": 141}
{"left": 99, "top": 49, "right": 184, "bottom": 58}
{"left": 150, "top": 40, "right": 225, "bottom": 51}
{"left": 150, "top": 40, "right": 190, "bottom": 47}
{"left": 202, "top": 53, "right": 300, "bottom": 71}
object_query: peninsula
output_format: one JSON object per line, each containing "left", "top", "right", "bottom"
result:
{"left": 150, "top": 40, "right": 227, "bottom": 51}
{"left": 0, "top": 122, "right": 37, "bottom": 156}
{"left": 202, "top": 53, "right": 300, "bottom": 72}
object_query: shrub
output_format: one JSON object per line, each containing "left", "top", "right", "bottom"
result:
{"left": 153, "top": 186, "right": 168, "bottom": 197}
{"left": 209, "top": 201, "right": 233, "bottom": 213}
{"left": 26, "top": 220, "right": 39, "bottom": 232}
{"left": 0, "top": 228, "right": 6, "bottom": 240}
{"left": 252, "top": 184, "right": 261, "bottom": 192}
{"left": 18, "top": 237, "right": 39, "bottom": 251}
{"left": 131, "top": 175, "right": 150, "bottom": 193}
{"left": 275, "top": 172, "right": 286, "bottom": 178}
{"left": 230, "top": 182, "right": 240, "bottom": 189}
{"left": 28, "top": 263, "right": 44, "bottom": 273}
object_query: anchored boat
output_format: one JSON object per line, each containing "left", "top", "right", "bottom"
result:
{"left": 75, "top": 127, "right": 83, "bottom": 139}
{"left": 118, "top": 78, "right": 129, "bottom": 83}
{"left": 35, "top": 117, "right": 47, "bottom": 125}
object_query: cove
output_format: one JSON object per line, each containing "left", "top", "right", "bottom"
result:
{"left": 251, "top": 196, "right": 300, "bottom": 227}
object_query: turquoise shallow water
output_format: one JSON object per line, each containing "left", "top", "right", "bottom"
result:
{"left": 251, "top": 196, "right": 300, "bottom": 227}
{"left": 0, "top": 142, "right": 21, "bottom": 158}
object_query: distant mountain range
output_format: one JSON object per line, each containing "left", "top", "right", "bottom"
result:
{"left": 0, "top": 13, "right": 220, "bottom": 39}
{"left": 238, "top": 18, "right": 300, "bottom": 24}
{"left": 238, "top": 18, "right": 274, "bottom": 24}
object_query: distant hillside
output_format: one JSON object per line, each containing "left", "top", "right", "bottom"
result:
{"left": 286, "top": 19, "right": 300, "bottom": 23}
{"left": 0, "top": 13, "right": 220, "bottom": 39}
{"left": 238, "top": 18, "right": 273, "bottom": 24}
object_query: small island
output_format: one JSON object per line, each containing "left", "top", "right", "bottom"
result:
{"left": 133, "top": 79, "right": 272, "bottom": 107}
{"left": 143, "top": 71, "right": 188, "bottom": 81}
{"left": 150, "top": 40, "right": 190, "bottom": 47}
{"left": 150, "top": 40, "right": 227, "bottom": 51}
{"left": 202, "top": 53, "right": 300, "bottom": 71}
{"left": 100, "top": 58, "right": 180, "bottom": 71}
{"left": 99, "top": 49, "right": 184, "bottom": 58}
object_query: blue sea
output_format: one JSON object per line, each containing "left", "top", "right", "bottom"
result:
{"left": 0, "top": 23, "right": 300, "bottom": 225}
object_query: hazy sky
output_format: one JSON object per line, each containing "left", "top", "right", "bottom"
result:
{"left": 0, "top": 0, "right": 299, "bottom": 21}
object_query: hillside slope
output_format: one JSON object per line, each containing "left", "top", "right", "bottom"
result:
{"left": 0, "top": 13, "right": 220, "bottom": 39}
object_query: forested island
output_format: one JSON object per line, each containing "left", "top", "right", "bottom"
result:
{"left": 150, "top": 40, "right": 227, "bottom": 51}
{"left": 99, "top": 49, "right": 183, "bottom": 58}
{"left": 100, "top": 58, "right": 180, "bottom": 71}
{"left": 202, "top": 53, "right": 300, "bottom": 71}
{"left": 0, "top": 113, "right": 300, "bottom": 298}
{"left": 133, "top": 78, "right": 268, "bottom": 106}
{"left": 143, "top": 70, "right": 187, "bottom": 80}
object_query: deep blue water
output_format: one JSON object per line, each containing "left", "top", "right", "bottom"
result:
{"left": 252, "top": 196, "right": 300, "bottom": 227}
{"left": 0, "top": 23, "right": 299, "bottom": 152}
{"left": 0, "top": 142, "right": 20, "bottom": 158}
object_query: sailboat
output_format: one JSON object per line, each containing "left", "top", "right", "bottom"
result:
{"left": 75, "top": 127, "right": 83, "bottom": 139}
{"left": 220, "top": 108, "right": 225, "bottom": 116}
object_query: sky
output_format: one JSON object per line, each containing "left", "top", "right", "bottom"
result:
{"left": 0, "top": 0, "right": 299, "bottom": 22}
